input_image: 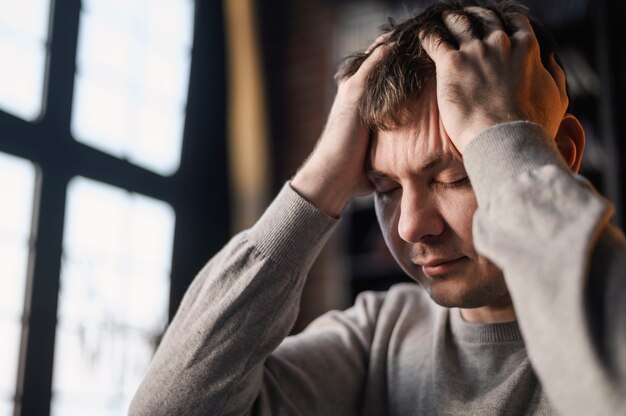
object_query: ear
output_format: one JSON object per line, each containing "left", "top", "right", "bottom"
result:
{"left": 554, "top": 113, "right": 586, "bottom": 173}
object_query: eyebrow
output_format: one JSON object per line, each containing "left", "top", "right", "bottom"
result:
{"left": 366, "top": 154, "right": 447, "bottom": 179}
{"left": 419, "top": 155, "right": 445, "bottom": 172}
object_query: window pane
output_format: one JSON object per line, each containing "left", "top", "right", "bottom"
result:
{"left": 71, "top": 0, "right": 195, "bottom": 176}
{"left": 52, "top": 177, "right": 175, "bottom": 416}
{"left": 0, "top": 246, "right": 30, "bottom": 318}
{"left": 0, "top": 152, "right": 38, "bottom": 414}
{"left": 0, "top": 400, "right": 14, "bottom": 416}
{"left": 71, "top": 76, "right": 130, "bottom": 158}
{"left": 0, "top": 0, "right": 51, "bottom": 39}
{"left": 0, "top": 0, "right": 51, "bottom": 120}
{"left": 0, "top": 321, "right": 21, "bottom": 403}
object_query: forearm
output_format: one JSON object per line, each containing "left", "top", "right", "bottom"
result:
{"left": 129, "top": 184, "right": 338, "bottom": 416}
{"left": 464, "top": 121, "right": 626, "bottom": 415}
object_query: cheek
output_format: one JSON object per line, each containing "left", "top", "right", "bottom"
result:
{"left": 375, "top": 197, "right": 392, "bottom": 233}
{"left": 375, "top": 198, "right": 402, "bottom": 250}
{"left": 439, "top": 191, "right": 477, "bottom": 241}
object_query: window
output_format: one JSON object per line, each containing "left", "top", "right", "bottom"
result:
{"left": 0, "top": 0, "right": 51, "bottom": 121}
{"left": 0, "top": 152, "right": 38, "bottom": 416}
{"left": 51, "top": 177, "right": 175, "bottom": 415}
{"left": 0, "top": 1, "right": 228, "bottom": 414}
{"left": 71, "top": 0, "right": 195, "bottom": 175}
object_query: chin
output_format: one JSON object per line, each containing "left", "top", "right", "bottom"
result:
{"left": 427, "top": 288, "right": 498, "bottom": 308}
{"left": 418, "top": 272, "right": 509, "bottom": 309}
{"left": 393, "top": 253, "right": 509, "bottom": 308}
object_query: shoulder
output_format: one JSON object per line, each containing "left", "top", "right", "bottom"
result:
{"left": 293, "top": 283, "right": 445, "bottom": 359}
{"left": 304, "top": 283, "right": 437, "bottom": 332}
{"left": 352, "top": 283, "right": 443, "bottom": 329}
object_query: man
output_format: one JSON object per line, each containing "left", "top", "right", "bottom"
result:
{"left": 130, "top": 1, "right": 626, "bottom": 415}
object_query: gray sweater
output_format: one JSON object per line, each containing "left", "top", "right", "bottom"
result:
{"left": 129, "top": 122, "right": 626, "bottom": 415}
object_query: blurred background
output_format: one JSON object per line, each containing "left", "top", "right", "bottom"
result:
{"left": 0, "top": 0, "right": 623, "bottom": 414}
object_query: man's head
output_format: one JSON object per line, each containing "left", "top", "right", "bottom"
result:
{"left": 337, "top": 1, "right": 585, "bottom": 313}
{"left": 336, "top": 0, "right": 559, "bottom": 131}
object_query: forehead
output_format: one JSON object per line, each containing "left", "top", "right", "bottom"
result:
{"left": 369, "top": 87, "right": 461, "bottom": 176}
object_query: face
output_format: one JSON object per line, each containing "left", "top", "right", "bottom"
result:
{"left": 369, "top": 84, "right": 509, "bottom": 309}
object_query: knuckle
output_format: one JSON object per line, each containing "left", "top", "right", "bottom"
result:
{"left": 516, "top": 32, "right": 537, "bottom": 52}
{"left": 490, "top": 31, "right": 511, "bottom": 51}
{"left": 455, "top": 13, "right": 470, "bottom": 24}
{"left": 443, "top": 51, "right": 465, "bottom": 69}
{"left": 446, "top": 12, "right": 470, "bottom": 30}
{"left": 471, "top": 41, "right": 488, "bottom": 57}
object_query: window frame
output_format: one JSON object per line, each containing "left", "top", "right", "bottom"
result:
{"left": 0, "top": 1, "right": 229, "bottom": 414}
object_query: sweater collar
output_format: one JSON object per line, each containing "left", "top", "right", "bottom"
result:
{"left": 450, "top": 308, "right": 523, "bottom": 343}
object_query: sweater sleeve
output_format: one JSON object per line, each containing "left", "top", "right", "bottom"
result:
{"left": 463, "top": 121, "right": 626, "bottom": 416}
{"left": 129, "top": 183, "right": 374, "bottom": 416}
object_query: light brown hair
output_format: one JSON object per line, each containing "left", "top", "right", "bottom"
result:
{"left": 335, "top": 0, "right": 558, "bottom": 131}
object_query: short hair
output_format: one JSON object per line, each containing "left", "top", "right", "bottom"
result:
{"left": 335, "top": 0, "right": 559, "bottom": 131}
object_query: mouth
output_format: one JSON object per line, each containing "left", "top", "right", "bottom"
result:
{"left": 420, "top": 256, "right": 469, "bottom": 277}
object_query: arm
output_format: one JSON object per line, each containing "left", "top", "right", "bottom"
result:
{"left": 130, "top": 184, "right": 384, "bottom": 415}
{"left": 130, "top": 36, "right": 393, "bottom": 416}
{"left": 129, "top": 184, "right": 337, "bottom": 415}
{"left": 464, "top": 121, "right": 626, "bottom": 415}
{"left": 421, "top": 8, "right": 626, "bottom": 415}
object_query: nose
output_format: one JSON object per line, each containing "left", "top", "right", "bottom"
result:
{"left": 397, "top": 189, "right": 445, "bottom": 243}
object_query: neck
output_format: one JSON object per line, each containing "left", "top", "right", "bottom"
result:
{"left": 460, "top": 295, "right": 516, "bottom": 324}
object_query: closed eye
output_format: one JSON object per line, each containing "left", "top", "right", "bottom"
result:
{"left": 375, "top": 186, "right": 400, "bottom": 198}
{"left": 434, "top": 176, "right": 471, "bottom": 190}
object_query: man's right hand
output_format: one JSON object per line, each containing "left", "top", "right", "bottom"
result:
{"left": 291, "top": 36, "right": 391, "bottom": 217}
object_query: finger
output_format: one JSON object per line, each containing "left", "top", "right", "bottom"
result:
{"left": 507, "top": 12, "right": 537, "bottom": 41}
{"left": 464, "top": 7, "right": 504, "bottom": 37}
{"left": 352, "top": 39, "right": 392, "bottom": 84}
{"left": 442, "top": 12, "right": 476, "bottom": 45}
{"left": 419, "top": 29, "right": 455, "bottom": 62}
{"left": 464, "top": 7, "right": 512, "bottom": 51}
{"left": 506, "top": 12, "right": 542, "bottom": 62}
{"left": 364, "top": 33, "right": 391, "bottom": 54}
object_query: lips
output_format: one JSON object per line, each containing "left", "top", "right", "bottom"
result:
{"left": 420, "top": 256, "right": 465, "bottom": 267}
{"left": 420, "top": 256, "right": 468, "bottom": 276}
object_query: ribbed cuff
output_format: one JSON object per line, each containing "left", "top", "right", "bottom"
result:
{"left": 464, "top": 121, "right": 569, "bottom": 207}
{"left": 248, "top": 182, "right": 339, "bottom": 273}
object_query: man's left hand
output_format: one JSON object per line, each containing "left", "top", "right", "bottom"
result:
{"left": 420, "top": 8, "right": 569, "bottom": 153}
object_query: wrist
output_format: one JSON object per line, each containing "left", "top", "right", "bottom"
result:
{"left": 458, "top": 122, "right": 505, "bottom": 153}
{"left": 291, "top": 168, "right": 354, "bottom": 218}
{"left": 456, "top": 113, "right": 527, "bottom": 154}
